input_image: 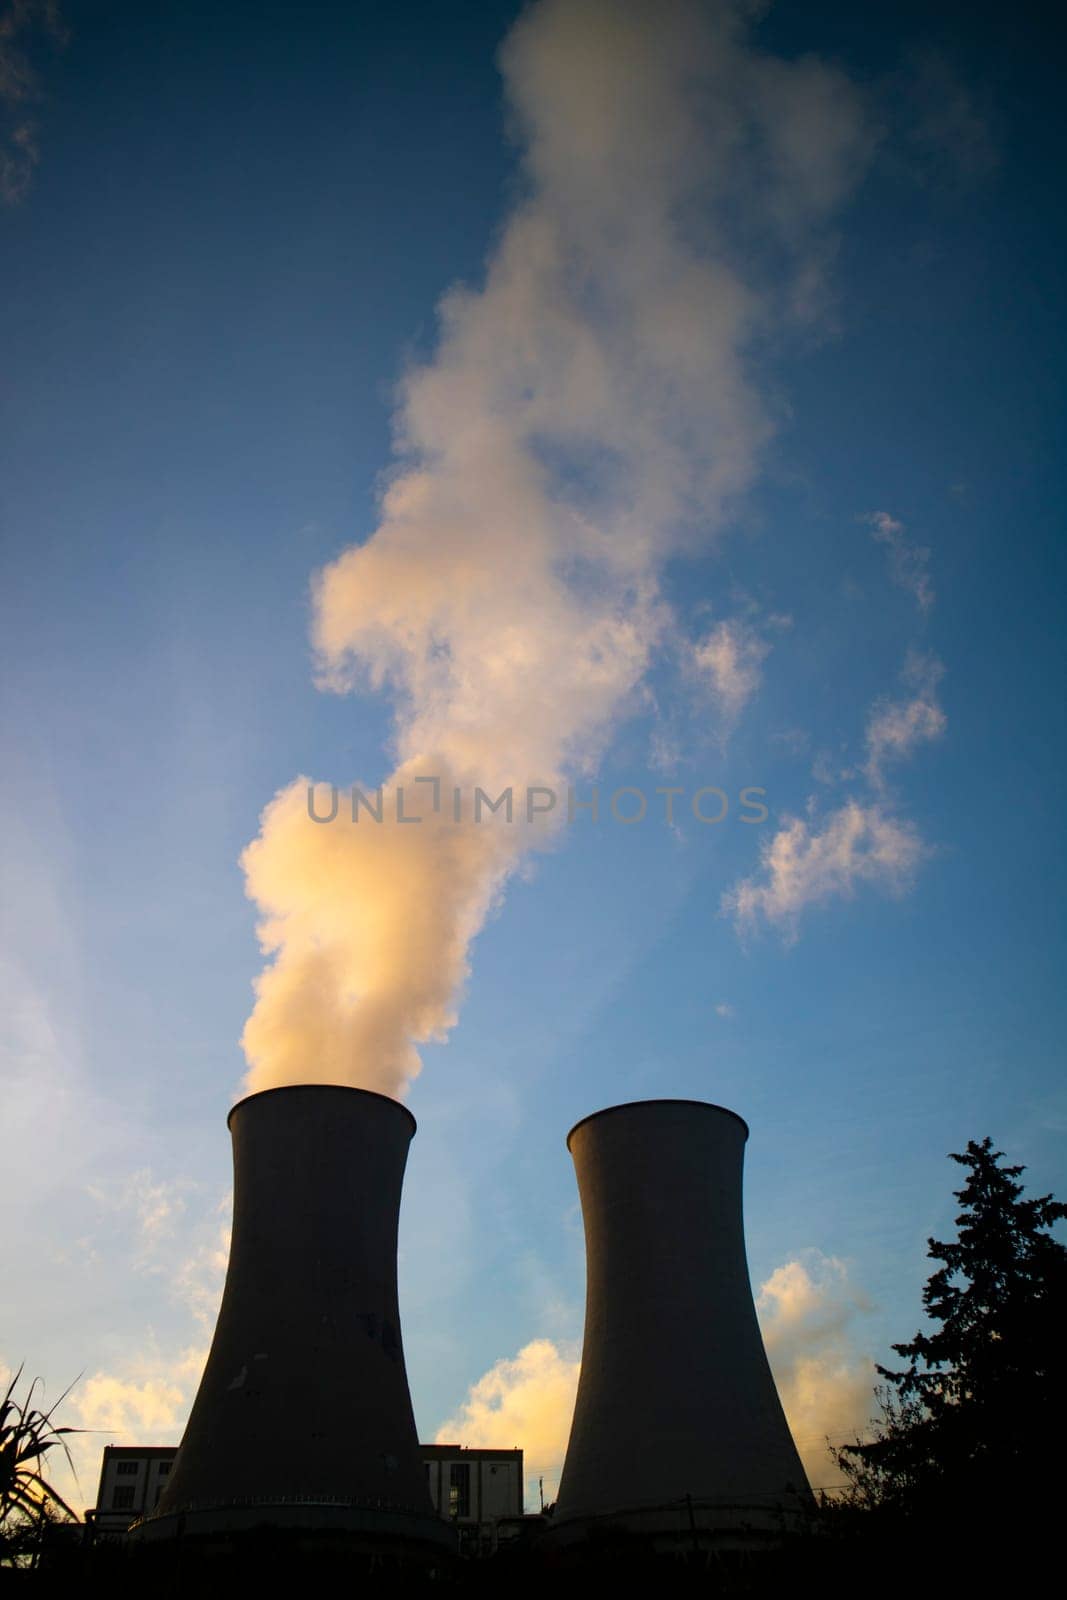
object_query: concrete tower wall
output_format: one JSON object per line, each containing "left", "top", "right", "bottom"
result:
{"left": 141, "top": 1085, "right": 452, "bottom": 1555}
{"left": 551, "top": 1099, "right": 810, "bottom": 1546}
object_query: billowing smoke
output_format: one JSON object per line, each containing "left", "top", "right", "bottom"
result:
{"left": 241, "top": 0, "right": 870, "bottom": 1096}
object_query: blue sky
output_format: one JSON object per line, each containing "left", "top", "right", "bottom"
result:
{"left": 2, "top": 0, "right": 1064, "bottom": 1509}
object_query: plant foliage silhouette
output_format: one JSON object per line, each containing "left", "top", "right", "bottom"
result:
{"left": 833, "top": 1137, "right": 1067, "bottom": 1530}
{"left": 0, "top": 1367, "right": 79, "bottom": 1566}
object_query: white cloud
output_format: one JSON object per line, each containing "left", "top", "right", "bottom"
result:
{"left": 864, "top": 652, "right": 946, "bottom": 788}
{"left": 86, "top": 1170, "right": 188, "bottom": 1260}
{"left": 725, "top": 644, "right": 944, "bottom": 939}
{"left": 435, "top": 1338, "right": 580, "bottom": 1509}
{"left": 0, "top": 1345, "right": 204, "bottom": 1517}
{"left": 811, "top": 748, "right": 846, "bottom": 787}
{"left": 436, "top": 1251, "right": 876, "bottom": 1509}
{"left": 715, "top": 1001, "right": 734, "bottom": 1018}
{"left": 757, "top": 1251, "right": 876, "bottom": 1487}
{"left": 69, "top": 1354, "right": 199, "bottom": 1442}
{"left": 62, "top": 1347, "right": 204, "bottom": 1512}
{"left": 84, "top": 1171, "right": 230, "bottom": 1330}
{"left": 867, "top": 510, "right": 934, "bottom": 613}
{"left": 691, "top": 617, "right": 772, "bottom": 732}
{"left": 723, "top": 799, "right": 926, "bottom": 940}
{"left": 171, "top": 1207, "right": 230, "bottom": 1331}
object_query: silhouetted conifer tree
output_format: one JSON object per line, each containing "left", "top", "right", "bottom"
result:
{"left": 834, "top": 1137, "right": 1067, "bottom": 1537}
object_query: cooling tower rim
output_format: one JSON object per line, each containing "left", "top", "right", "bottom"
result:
{"left": 566, "top": 1098, "right": 749, "bottom": 1150}
{"left": 227, "top": 1083, "right": 416, "bottom": 1134}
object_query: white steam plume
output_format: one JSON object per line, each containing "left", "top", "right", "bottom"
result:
{"left": 241, "top": 0, "right": 870, "bottom": 1096}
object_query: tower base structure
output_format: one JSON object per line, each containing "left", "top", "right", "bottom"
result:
{"left": 133, "top": 1085, "right": 454, "bottom": 1565}
{"left": 543, "top": 1100, "right": 814, "bottom": 1558}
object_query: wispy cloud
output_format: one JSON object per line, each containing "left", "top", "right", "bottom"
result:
{"left": 0, "top": 0, "right": 66, "bottom": 203}
{"left": 895, "top": 48, "right": 999, "bottom": 189}
{"left": 723, "top": 798, "right": 926, "bottom": 941}
{"left": 85, "top": 1172, "right": 230, "bottom": 1328}
{"left": 86, "top": 1170, "right": 188, "bottom": 1259}
{"left": 171, "top": 1207, "right": 231, "bottom": 1332}
{"left": 725, "top": 638, "right": 944, "bottom": 939}
{"left": 864, "top": 651, "right": 946, "bottom": 788}
{"left": 690, "top": 616, "right": 773, "bottom": 733}
{"left": 867, "top": 510, "right": 934, "bottom": 613}
{"left": 11, "top": 1172, "right": 227, "bottom": 1510}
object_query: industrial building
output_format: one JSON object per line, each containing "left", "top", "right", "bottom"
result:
{"left": 88, "top": 1447, "right": 178, "bottom": 1535}
{"left": 423, "top": 1444, "right": 524, "bottom": 1555}
{"left": 92, "top": 1442, "right": 522, "bottom": 1552}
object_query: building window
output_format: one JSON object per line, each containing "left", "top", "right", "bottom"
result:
{"left": 158, "top": 1462, "right": 171, "bottom": 1475}
{"left": 116, "top": 1461, "right": 139, "bottom": 1476}
{"left": 449, "top": 1463, "right": 470, "bottom": 1520}
{"left": 112, "top": 1487, "right": 136, "bottom": 1510}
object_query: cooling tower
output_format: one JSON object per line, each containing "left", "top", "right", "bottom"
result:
{"left": 548, "top": 1099, "right": 812, "bottom": 1553}
{"left": 138, "top": 1085, "right": 453, "bottom": 1559}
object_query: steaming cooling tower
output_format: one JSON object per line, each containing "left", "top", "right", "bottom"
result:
{"left": 139, "top": 1085, "right": 453, "bottom": 1559}
{"left": 548, "top": 1099, "right": 811, "bottom": 1552}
